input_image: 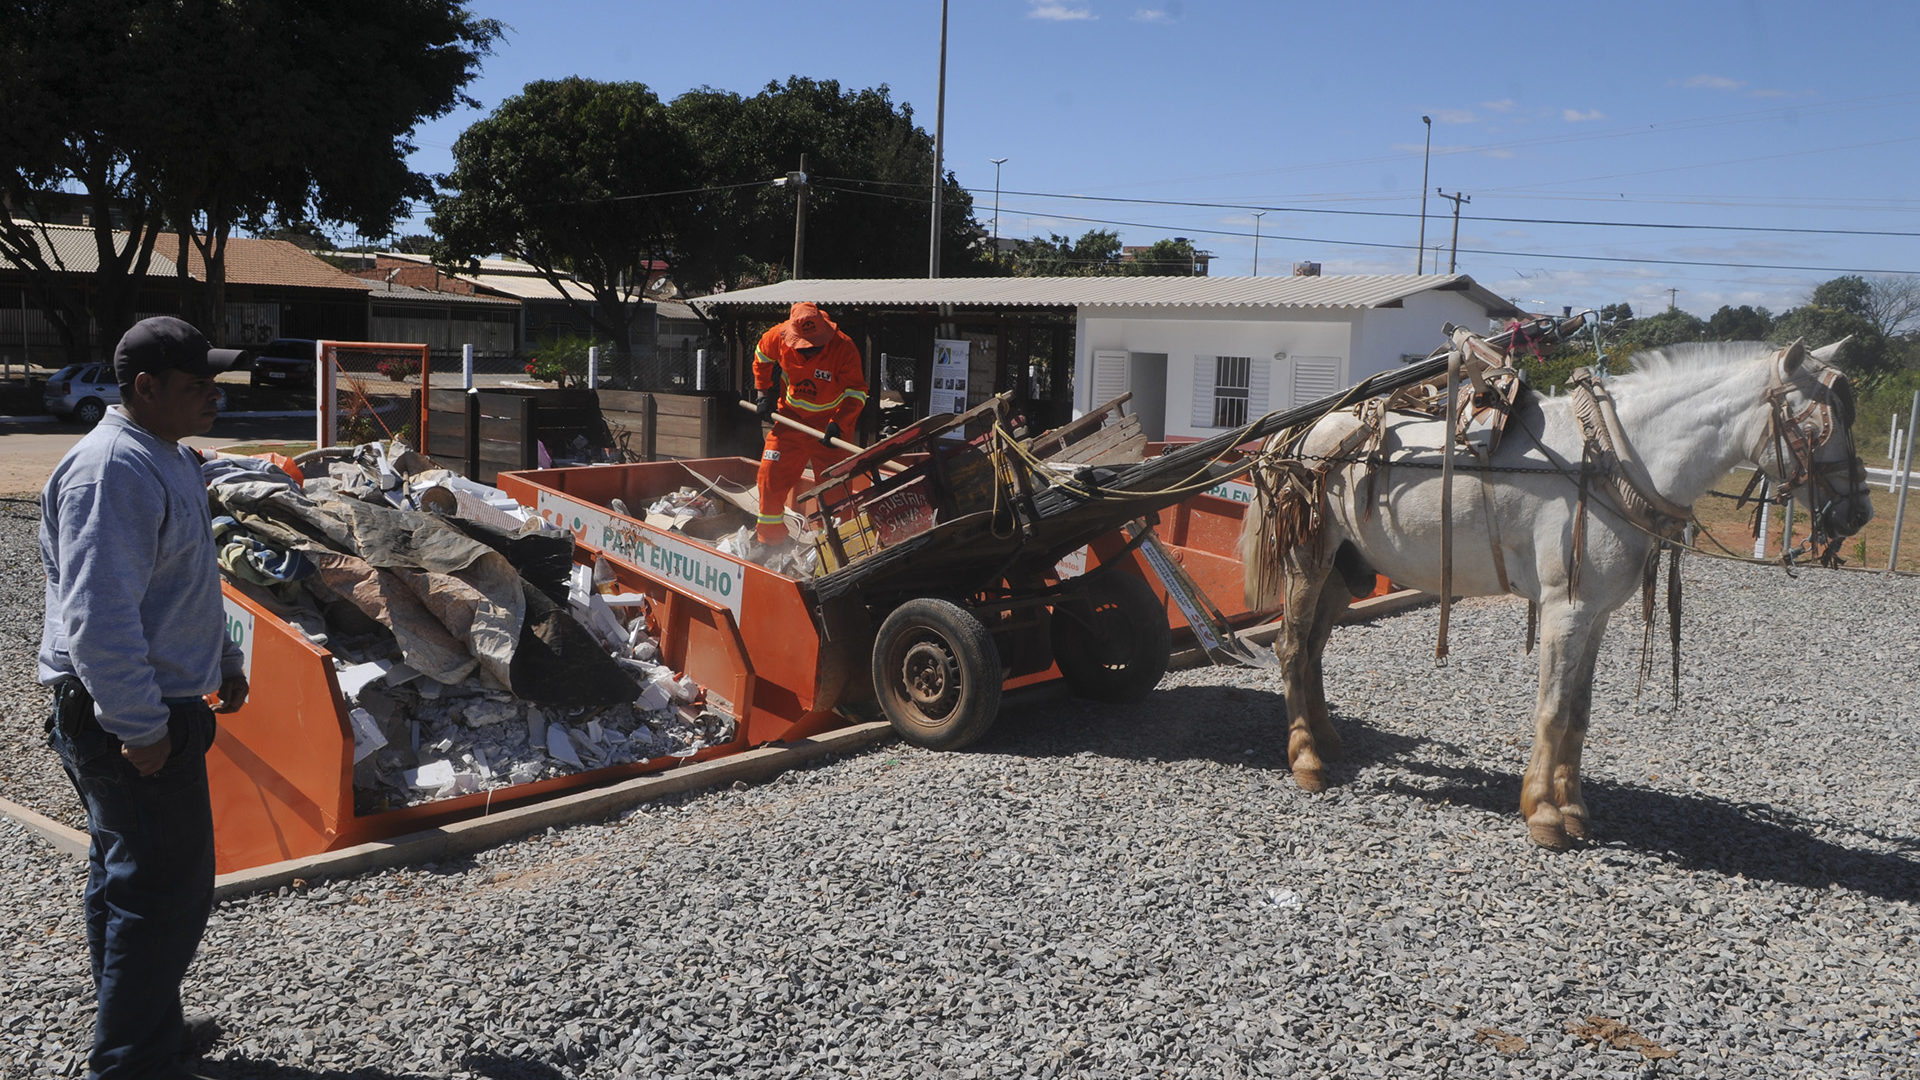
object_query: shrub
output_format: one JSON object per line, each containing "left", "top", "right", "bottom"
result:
{"left": 524, "top": 334, "right": 594, "bottom": 387}
{"left": 374, "top": 353, "right": 421, "bottom": 382}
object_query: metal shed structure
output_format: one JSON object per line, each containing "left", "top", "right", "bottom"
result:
{"left": 693, "top": 274, "right": 1522, "bottom": 441}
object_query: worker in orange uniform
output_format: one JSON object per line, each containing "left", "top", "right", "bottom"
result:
{"left": 752, "top": 302, "right": 869, "bottom": 546}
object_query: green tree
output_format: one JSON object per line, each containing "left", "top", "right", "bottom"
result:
{"left": 1810, "top": 275, "right": 1871, "bottom": 315}
{"left": 1619, "top": 307, "right": 1706, "bottom": 350}
{"left": 1121, "top": 237, "right": 1200, "bottom": 276}
{"left": 1767, "top": 274, "right": 1901, "bottom": 391}
{"left": 0, "top": 0, "right": 498, "bottom": 358}
{"left": 433, "top": 78, "right": 699, "bottom": 358}
{"left": 1007, "top": 229, "right": 1202, "bottom": 277}
{"left": 664, "top": 77, "right": 986, "bottom": 290}
{"left": 1706, "top": 304, "right": 1772, "bottom": 340}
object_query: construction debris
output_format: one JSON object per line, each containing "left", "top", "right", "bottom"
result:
{"left": 203, "top": 441, "right": 737, "bottom": 813}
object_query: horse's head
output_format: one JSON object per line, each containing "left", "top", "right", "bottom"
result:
{"left": 1759, "top": 338, "right": 1873, "bottom": 545}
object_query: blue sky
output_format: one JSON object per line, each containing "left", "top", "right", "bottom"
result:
{"left": 401, "top": 0, "right": 1920, "bottom": 320}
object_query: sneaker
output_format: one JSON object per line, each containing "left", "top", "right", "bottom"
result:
{"left": 178, "top": 1013, "right": 223, "bottom": 1060}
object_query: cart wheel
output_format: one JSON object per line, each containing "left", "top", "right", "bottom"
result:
{"left": 872, "top": 598, "right": 1003, "bottom": 751}
{"left": 1051, "top": 572, "right": 1171, "bottom": 703}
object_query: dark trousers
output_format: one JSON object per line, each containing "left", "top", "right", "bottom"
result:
{"left": 50, "top": 695, "right": 217, "bottom": 1080}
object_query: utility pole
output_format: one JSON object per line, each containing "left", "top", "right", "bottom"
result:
{"left": 791, "top": 153, "right": 808, "bottom": 279}
{"left": 1667, "top": 287, "right": 1678, "bottom": 311}
{"left": 928, "top": 0, "right": 948, "bottom": 278}
{"left": 1436, "top": 189, "right": 1469, "bottom": 273}
{"left": 1417, "top": 115, "right": 1432, "bottom": 274}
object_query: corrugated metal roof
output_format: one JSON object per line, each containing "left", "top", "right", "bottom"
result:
{"left": 157, "top": 234, "right": 370, "bottom": 291}
{"left": 463, "top": 271, "right": 599, "bottom": 303}
{"left": 691, "top": 274, "right": 1521, "bottom": 317}
{"left": 363, "top": 279, "right": 521, "bottom": 306}
{"left": 2, "top": 221, "right": 181, "bottom": 277}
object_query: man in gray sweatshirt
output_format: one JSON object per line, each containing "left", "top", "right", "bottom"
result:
{"left": 40, "top": 316, "right": 251, "bottom": 1079}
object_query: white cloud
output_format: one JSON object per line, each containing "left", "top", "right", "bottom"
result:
{"left": 1132, "top": 8, "right": 1171, "bottom": 22}
{"left": 1683, "top": 74, "right": 1744, "bottom": 90}
{"left": 1029, "top": 2, "right": 1096, "bottom": 20}
{"left": 1562, "top": 108, "right": 1604, "bottom": 122}
{"left": 1481, "top": 148, "right": 1515, "bottom": 159}
{"left": 1481, "top": 99, "right": 1518, "bottom": 113}
{"left": 1432, "top": 108, "right": 1476, "bottom": 125}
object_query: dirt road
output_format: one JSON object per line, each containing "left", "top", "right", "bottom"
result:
{"left": 0, "top": 414, "right": 315, "bottom": 495}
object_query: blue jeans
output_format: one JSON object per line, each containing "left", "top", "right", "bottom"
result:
{"left": 50, "top": 696, "right": 217, "bottom": 1080}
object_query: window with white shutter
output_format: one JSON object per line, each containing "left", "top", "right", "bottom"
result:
{"left": 1090, "top": 350, "right": 1129, "bottom": 412}
{"left": 1291, "top": 356, "right": 1343, "bottom": 407}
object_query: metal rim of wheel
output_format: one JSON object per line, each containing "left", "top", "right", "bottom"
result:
{"left": 872, "top": 598, "right": 1002, "bottom": 751}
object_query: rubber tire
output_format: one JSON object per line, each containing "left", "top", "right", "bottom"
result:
{"left": 872, "top": 598, "right": 1003, "bottom": 751}
{"left": 73, "top": 398, "right": 105, "bottom": 426}
{"left": 1051, "top": 571, "right": 1172, "bottom": 703}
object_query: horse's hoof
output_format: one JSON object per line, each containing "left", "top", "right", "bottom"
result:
{"left": 1528, "top": 822, "right": 1573, "bottom": 850}
{"left": 1561, "top": 810, "right": 1590, "bottom": 842}
{"left": 1292, "top": 764, "right": 1327, "bottom": 793}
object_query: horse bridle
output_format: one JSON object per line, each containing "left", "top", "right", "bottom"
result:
{"left": 1749, "top": 364, "right": 1860, "bottom": 546}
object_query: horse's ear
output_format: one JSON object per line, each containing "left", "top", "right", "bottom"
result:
{"left": 1779, "top": 338, "right": 1807, "bottom": 374}
{"left": 1810, "top": 336, "right": 1852, "bottom": 364}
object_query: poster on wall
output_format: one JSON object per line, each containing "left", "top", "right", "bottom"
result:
{"left": 931, "top": 339, "right": 970, "bottom": 435}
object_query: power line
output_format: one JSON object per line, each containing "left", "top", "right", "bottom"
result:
{"left": 819, "top": 174, "right": 1920, "bottom": 239}
{"left": 813, "top": 180, "right": 1920, "bottom": 277}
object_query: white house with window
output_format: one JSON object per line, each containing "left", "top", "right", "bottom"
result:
{"left": 1073, "top": 275, "right": 1522, "bottom": 441}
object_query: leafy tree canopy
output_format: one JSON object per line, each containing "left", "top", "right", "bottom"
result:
{"left": 1007, "top": 229, "right": 1198, "bottom": 277}
{"left": 664, "top": 77, "right": 985, "bottom": 289}
{"left": 0, "top": 0, "right": 498, "bottom": 354}
{"left": 1122, "top": 237, "right": 1202, "bottom": 276}
{"left": 432, "top": 77, "right": 698, "bottom": 355}
{"left": 1706, "top": 304, "right": 1772, "bottom": 341}
{"left": 1617, "top": 307, "right": 1707, "bottom": 350}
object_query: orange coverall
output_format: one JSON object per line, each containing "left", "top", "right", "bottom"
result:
{"left": 753, "top": 317, "right": 868, "bottom": 542}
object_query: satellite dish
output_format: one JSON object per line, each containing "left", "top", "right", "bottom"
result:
{"left": 644, "top": 277, "right": 679, "bottom": 300}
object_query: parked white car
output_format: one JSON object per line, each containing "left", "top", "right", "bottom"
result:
{"left": 42, "top": 363, "right": 119, "bottom": 425}
{"left": 43, "top": 362, "right": 226, "bottom": 424}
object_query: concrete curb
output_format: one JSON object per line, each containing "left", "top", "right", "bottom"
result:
{"left": 1, "top": 722, "right": 898, "bottom": 899}
{"left": 1168, "top": 588, "right": 1434, "bottom": 670}
{"left": 0, "top": 794, "right": 89, "bottom": 858}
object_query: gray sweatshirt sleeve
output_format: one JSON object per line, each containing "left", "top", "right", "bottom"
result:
{"left": 49, "top": 469, "right": 173, "bottom": 746}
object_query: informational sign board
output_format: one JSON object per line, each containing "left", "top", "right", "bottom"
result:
{"left": 932, "top": 339, "right": 970, "bottom": 437}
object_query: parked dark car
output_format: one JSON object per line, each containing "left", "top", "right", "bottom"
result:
{"left": 247, "top": 338, "right": 318, "bottom": 391}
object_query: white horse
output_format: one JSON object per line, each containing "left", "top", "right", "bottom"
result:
{"left": 1240, "top": 340, "right": 1873, "bottom": 849}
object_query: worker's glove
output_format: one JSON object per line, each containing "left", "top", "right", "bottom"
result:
{"left": 755, "top": 391, "right": 776, "bottom": 419}
{"left": 820, "top": 421, "right": 842, "bottom": 446}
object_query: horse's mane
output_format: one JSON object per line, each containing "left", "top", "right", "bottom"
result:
{"left": 1539, "top": 341, "right": 1775, "bottom": 400}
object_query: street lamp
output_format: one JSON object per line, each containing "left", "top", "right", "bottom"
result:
{"left": 1417, "top": 115, "right": 1432, "bottom": 274}
{"left": 1251, "top": 210, "right": 1266, "bottom": 276}
{"left": 990, "top": 157, "right": 1008, "bottom": 271}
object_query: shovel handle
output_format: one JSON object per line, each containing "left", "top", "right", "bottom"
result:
{"left": 741, "top": 399, "right": 867, "bottom": 454}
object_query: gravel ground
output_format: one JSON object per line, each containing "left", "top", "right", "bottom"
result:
{"left": 3, "top": 491, "right": 1918, "bottom": 1078}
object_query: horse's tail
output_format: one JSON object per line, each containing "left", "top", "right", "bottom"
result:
{"left": 1240, "top": 447, "right": 1287, "bottom": 613}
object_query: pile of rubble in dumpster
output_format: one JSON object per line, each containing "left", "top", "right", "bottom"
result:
{"left": 201, "top": 441, "right": 736, "bottom": 813}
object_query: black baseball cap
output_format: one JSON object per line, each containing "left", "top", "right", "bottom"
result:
{"left": 112, "top": 316, "right": 246, "bottom": 387}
